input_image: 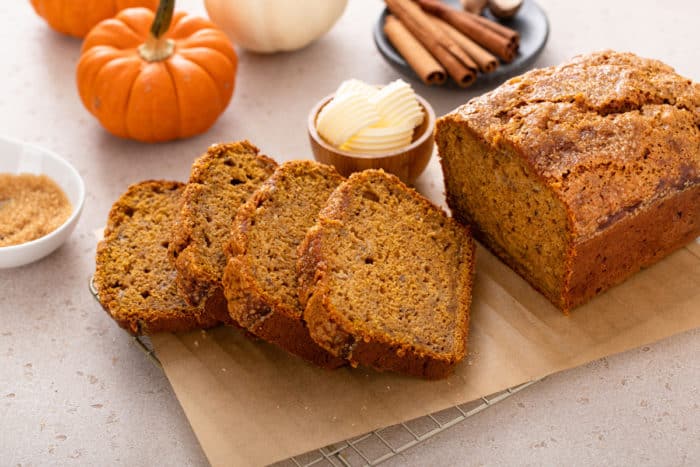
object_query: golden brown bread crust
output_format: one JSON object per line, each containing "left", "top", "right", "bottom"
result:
{"left": 443, "top": 50, "right": 699, "bottom": 239}
{"left": 222, "top": 161, "right": 346, "bottom": 368}
{"left": 298, "top": 170, "right": 475, "bottom": 379}
{"left": 437, "top": 50, "right": 700, "bottom": 311}
{"left": 169, "top": 141, "right": 277, "bottom": 324}
{"left": 94, "top": 180, "right": 218, "bottom": 335}
{"left": 566, "top": 185, "right": 700, "bottom": 309}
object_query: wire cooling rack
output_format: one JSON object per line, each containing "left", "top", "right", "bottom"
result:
{"left": 271, "top": 379, "right": 539, "bottom": 467}
{"left": 90, "top": 277, "right": 540, "bottom": 466}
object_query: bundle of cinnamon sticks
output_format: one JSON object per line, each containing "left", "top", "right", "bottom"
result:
{"left": 384, "top": 0, "right": 520, "bottom": 87}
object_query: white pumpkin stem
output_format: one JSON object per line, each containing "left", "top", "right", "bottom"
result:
{"left": 138, "top": 0, "right": 176, "bottom": 62}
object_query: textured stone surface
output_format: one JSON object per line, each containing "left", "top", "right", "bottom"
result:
{"left": 1, "top": 0, "right": 698, "bottom": 465}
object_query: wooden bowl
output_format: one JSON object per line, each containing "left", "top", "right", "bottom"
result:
{"left": 308, "top": 93, "right": 435, "bottom": 185}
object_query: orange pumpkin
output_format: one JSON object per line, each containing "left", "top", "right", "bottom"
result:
{"left": 30, "top": 0, "right": 159, "bottom": 38}
{"left": 76, "top": 0, "right": 238, "bottom": 143}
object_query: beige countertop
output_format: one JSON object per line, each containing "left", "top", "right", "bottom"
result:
{"left": 1, "top": 0, "right": 698, "bottom": 465}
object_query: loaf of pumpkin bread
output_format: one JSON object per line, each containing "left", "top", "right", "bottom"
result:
{"left": 222, "top": 160, "right": 346, "bottom": 368}
{"left": 298, "top": 170, "right": 475, "bottom": 379}
{"left": 169, "top": 141, "right": 277, "bottom": 324}
{"left": 94, "top": 181, "right": 217, "bottom": 335}
{"left": 436, "top": 50, "right": 700, "bottom": 311}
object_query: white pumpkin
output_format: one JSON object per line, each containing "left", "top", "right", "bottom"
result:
{"left": 204, "top": 0, "right": 348, "bottom": 53}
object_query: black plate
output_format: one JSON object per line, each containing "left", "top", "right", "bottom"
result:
{"left": 374, "top": 0, "right": 549, "bottom": 90}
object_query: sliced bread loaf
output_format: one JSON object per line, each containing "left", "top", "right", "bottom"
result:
{"left": 298, "top": 170, "right": 475, "bottom": 379}
{"left": 169, "top": 141, "right": 277, "bottom": 324}
{"left": 222, "top": 160, "right": 346, "bottom": 368}
{"left": 436, "top": 51, "right": 700, "bottom": 311}
{"left": 94, "top": 180, "right": 217, "bottom": 335}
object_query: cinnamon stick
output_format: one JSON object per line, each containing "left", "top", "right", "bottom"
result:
{"left": 384, "top": 15, "right": 447, "bottom": 85}
{"left": 416, "top": 0, "right": 517, "bottom": 63}
{"left": 460, "top": 0, "right": 487, "bottom": 14}
{"left": 472, "top": 12, "right": 520, "bottom": 46}
{"left": 430, "top": 16, "right": 498, "bottom": 73}
{"left": 385, "top": 0, "right": 477, "bottom": 87}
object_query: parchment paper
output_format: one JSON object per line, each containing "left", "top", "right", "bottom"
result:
{"left": 150, "top": 161, "right": 700, "bottom": 466}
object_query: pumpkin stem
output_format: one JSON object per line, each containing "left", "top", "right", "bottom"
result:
{"left": 138, "top": 0, "right": 176, "bottom": 62}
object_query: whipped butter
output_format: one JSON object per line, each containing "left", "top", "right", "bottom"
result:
{"left": 316, "top": 79, "right": 424, "bottom": 154}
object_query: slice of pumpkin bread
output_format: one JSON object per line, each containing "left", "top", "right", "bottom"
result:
{"left": 298, "top": 170, "right": 476, "bottom": 379}
{"left": 222, "top": 160, "right": 346, "bottom": 368}
{"left": 94, "top": 180, "right": 217, "bottom": 335}
{"left": 169, "top": 141, "right": 277, "bottom": 324}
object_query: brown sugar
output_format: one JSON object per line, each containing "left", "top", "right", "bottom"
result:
{"left": 223, "top": 160, "right": 346, "bottom": 368}
{"left": 297, "top": 169, "right": 475, "bottom": 379}
{"left": 0, "top": 173, "right": 72, "bottom": 247}
{"left": 436, "top": 50, "right": 700, "bottom": 311}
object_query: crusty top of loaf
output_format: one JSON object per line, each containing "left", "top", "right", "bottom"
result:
{"left": 440, "top": 50, "right": 700, "bottom": 239}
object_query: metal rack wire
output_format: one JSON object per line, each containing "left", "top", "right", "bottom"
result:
{"left": 272, "top": 379, "right": 538, "bottom": 467}
{"left": 90, "top": 277, "right": 539, "bottom": 466}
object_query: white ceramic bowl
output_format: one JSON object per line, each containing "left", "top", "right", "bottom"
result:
{"left": 0, "top": 136, "right": 85, "bottom": 268}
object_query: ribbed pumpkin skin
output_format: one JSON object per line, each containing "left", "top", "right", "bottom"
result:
{"left": 30, "top": 0, "right": 158, "bottom": 38}
{"left": 76, "top": 8, "right": 238, "bottom": 143}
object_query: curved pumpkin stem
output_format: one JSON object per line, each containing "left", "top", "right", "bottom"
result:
{"left": 138, "top": 0, "right": 176, "bottom": 62}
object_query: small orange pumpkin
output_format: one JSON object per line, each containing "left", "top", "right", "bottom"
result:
{"left": 30, "top": 0, "right": 158, "bottom": 38}
{"left": 76, "top": 0, "right": 238, "bottom": 143}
